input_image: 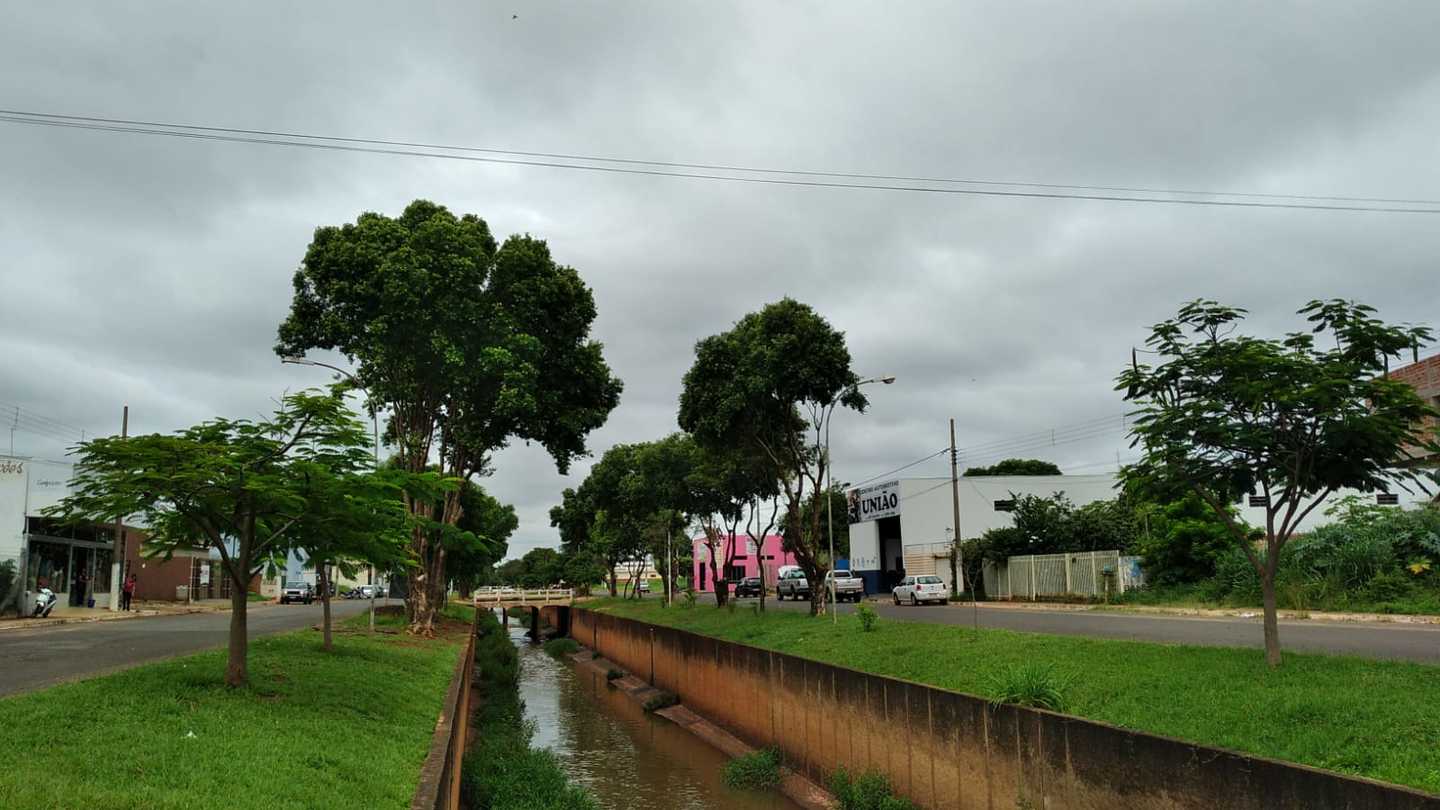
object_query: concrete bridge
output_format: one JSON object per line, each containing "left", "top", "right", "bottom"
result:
{"left": 472, "top": 587, "right": 573, "bottom": 609}
{"left": 473, "top": 588, "right": 573, "bottom": 640}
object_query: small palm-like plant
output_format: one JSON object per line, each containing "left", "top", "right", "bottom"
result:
{"left": 986, "top": 663, "right": 1075, "bottom": 713}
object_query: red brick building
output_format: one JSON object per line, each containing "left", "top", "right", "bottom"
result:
{"left": 1391, "top": 352, "right": 1440, "bottom": 467}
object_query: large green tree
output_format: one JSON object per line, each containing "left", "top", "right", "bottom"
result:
{"left": 50, "top": 390, "right": 423, "bottom": 687}
{"left": 276, "top": 200, "right": 621, "bottom": 635}
{"left": 679, "top": 299, "right": 866, "bottom": 616}
{"left": 1119, "top": 299, "right": 1438, "bottom": 667}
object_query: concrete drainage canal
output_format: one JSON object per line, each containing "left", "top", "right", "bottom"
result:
{"left": 499, "top": 616, "right": 803, "bottom": 810}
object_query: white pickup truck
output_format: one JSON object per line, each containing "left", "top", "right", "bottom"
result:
{"left": 823, "top": 570, "right": 866, "bottom": 603}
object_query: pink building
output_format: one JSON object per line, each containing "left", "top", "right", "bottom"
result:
{"left": 692, "top": 534, "right": 797, "bottom": 592}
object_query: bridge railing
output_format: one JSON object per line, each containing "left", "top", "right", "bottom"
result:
{"left": 472, "top": 588, "right": 573, "bottom": 606}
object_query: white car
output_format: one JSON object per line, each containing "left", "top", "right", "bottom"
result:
{"left": 892, "top": 575, "right": 948, "bottom": 606}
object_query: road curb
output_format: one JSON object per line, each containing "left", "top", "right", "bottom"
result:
{"left": 0, "top": 602, "right": 260, "bottom": 632}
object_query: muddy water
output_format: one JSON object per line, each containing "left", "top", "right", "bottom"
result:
{"left": 509, "top": 625, "right": 801, "bottom": 810}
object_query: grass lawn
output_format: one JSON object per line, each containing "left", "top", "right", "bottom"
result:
{"left": 0, "top": 605, "right": 472, "bottom": 810}
{"left": 591, "top": 598, "right": 1440, "bottom": 795}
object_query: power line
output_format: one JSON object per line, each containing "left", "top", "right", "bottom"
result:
{"left": 3, "top": 111, "right": 1439, "bottom": 214}
{"left": 5, "top": 108, "right": 1439, "bottom": 208}
{"left": 848, "top": 447, "right": 950, "bottom": 487}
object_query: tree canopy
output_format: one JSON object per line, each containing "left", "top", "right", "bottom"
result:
{"left": 1118, "top": 298, "right": 1438, "bottom": 667}
{"left": 276, "top": 200, "right": 621, "bottom": 634}
{"left": 963, "top": 458, "right": 1062, "bottom": 476}
{"left": 679, "top": 298, "right": 865, "bottom": 614}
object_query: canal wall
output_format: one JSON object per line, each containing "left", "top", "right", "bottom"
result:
{"left": 556, "top": 606, "right": 1440, "bottom": 810}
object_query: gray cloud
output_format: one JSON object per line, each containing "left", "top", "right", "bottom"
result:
{"left": 4, "top": 2, "right": 1440, "bottom": 556}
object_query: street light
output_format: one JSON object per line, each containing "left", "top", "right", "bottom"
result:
{"left": 823, "top": 375, "right": 896, "bottom": 624}
{"left": 281, "top": 355, "right": 383, "bottom": 631}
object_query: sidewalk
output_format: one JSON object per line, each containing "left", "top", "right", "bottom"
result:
{"left": 0, "top": 598, "right": 264, "bottom": 632}
{"left": 944, "top": 598, "right": 1440, "bottom": 626}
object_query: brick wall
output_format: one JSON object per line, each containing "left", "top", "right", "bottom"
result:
{"left": 121, "top": 528, "right": 193, "bottom": 601}
{"left": 1392, "top": 353, "right": 1440, "bottom": 465}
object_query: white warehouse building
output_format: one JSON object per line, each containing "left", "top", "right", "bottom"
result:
{"left": 845, "top": 474, "right": 1432, "bottom": 597}
{"left": 846, "top": 475, "right": 1119, "bottom": 596}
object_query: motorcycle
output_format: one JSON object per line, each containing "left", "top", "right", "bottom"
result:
{"left": 32, "top": 587, "right": 57, "bottom": 618}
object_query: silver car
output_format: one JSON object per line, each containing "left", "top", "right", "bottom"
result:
{"left": 892, "top": 575, "right": 947, "bottom": 606}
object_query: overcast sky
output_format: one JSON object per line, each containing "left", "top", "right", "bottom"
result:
{"left": 3, "top": 2, "right": 1440, "bottom": 558}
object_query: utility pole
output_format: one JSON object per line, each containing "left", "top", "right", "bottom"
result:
{"left": 949, "top": 418, "right": 963, "bottom": 601}
{"left": 108, "top": 405, "right": 129, "bottom": 611}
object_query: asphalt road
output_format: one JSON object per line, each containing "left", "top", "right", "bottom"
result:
{"left": 756, "top": 596, "right": 1440, "bottom": 663}
{"left": 0, "top": 599, "right": 389, "bottom": 697}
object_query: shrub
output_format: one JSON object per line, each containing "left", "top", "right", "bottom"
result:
{"left": 856, "top": 602, "right": 878, "bottom": 632}
{"left": 986, "top": 663, "right": 1074, "bottom": 713}
{"left": 682, "top": 589, "right": 697, "bottom": 608}
{"left": 605, "top": 668, "right": 623, "bottom": 682}
{"left": 543, "top": 638, "right": 580, "bottom": 659}
{"left": 829, "top": 767, "right": 918, "bottom": 810}
{"left": 641, "top": 691, "right": 678, "bottom": 712}
{"left": 722, "top": 748, "right": 782, "bottom": 790}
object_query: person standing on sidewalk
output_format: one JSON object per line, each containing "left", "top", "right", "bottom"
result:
{"left": 121, "top": 573, "right": 136, "bottom": 611}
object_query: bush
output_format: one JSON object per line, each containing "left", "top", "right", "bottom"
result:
{"left": 856, "top": 602, "right": 878, "bottom": 632}
{"left": 986, "top": 663, "right": 1074, "bottom": 713}
{"left": 641, "top": 691, "right": 678, "bottom": 712}
{"left": 828, "top": 767, "right": 918, "bottom": 810}
{"left": 722, "top": 748, "right": 782, "bottom": 790}
{"left": 605, "top": 668, "right": 623, "bottom": 682}
{"left": 543, "top": 638, "right": 580, "bottom": 659}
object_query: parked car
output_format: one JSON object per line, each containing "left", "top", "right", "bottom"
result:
{"left": 345, "top": 584, "right": 379, "bottom": 600}
{"left": 636, "top": 579, "right": 651, "bottom": 593}
{"left": 892, "top": 575, "right": 948, "bottom": 606}
{"left": 823, "top": 570, "right": 865, "bottom": 602}
{"left": 733, "top": 577, "right": 764, "bottom": 598}
{"left": 776, "top": 568, "right": 810, "bottom": 601}
{"left": 280, "top": 582, "right": 314, "bottom": 605}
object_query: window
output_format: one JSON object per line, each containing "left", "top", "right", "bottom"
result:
{"left": 26, "top": 540, "right": 70, "bottom": 592}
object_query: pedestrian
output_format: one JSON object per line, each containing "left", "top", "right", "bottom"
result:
{"left": 122, "top": 572, "right": 136, "bottom": 611}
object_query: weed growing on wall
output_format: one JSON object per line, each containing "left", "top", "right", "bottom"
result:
{"left": 722, "top": 748, "right": 783, "bottom": 790}
{"left": 828, "top": 767, "right": 918, "bottom": 810}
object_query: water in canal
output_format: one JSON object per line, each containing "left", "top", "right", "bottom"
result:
{"left": 507, "top": 624, "right": 801, "bottom": 810}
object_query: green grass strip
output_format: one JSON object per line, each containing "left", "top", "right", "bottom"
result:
{"left": 0, "top": 611, "right": 465, "bottom": 809}
{"left": 592, "top": 598, "right": 1440, "bottom": 795}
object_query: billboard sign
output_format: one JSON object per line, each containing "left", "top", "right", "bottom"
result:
{"left": 847, "top": 480, "right": 900, "bottom": 524}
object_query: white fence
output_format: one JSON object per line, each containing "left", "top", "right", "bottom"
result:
{"left": 983, "top": 551, "right": 1144, "bottom": 600}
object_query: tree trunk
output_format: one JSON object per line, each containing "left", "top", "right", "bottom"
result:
{"left": 714, "top": 579, "right": 730, "bottom": 606}
{"left": 1260, "top": 571, "right": 1282, "bottom": 668}
{"left": 319, "top": 564, "right": 333, "bottom": 652}
{"left": 408, "top": 563, "right": 433, "bottom": 637}
{"left": 226, "top": 581, "right": 248, "bottom": 688}
{"left": 808, "top": 584, "right": 824, "bottom": 617}
{"left": 607, "top": 569, "right": 617, "bottom": 597}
